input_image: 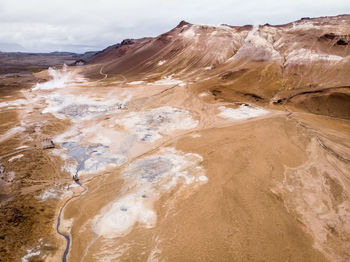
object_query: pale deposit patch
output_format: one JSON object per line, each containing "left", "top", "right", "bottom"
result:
{"left": 0, "top": 99, "right": 27, "bottom": 110}
{"left": 8, "top": 154, "right": 24, "bottom": 162}
{"left": 181, "top": 26, "right": 197, "bottom": 38}
{"left": 199, "top": 92, "right": 209, "bottom": 97}
{"left": 119, "top": 106, "right": 198, "bottom": 142}
{"left": 286, "top": 48, "right": 343, "bottom": 64}
{"left": 22, "top": 249, "right": 40, "bottom": 262}
{"left": 21, "top": 238, "right": 51, "bottom": 262}
{"left": 41, "top": 92, "right": 130, "bottom": 120}
{"left": 218, "top": 104, "right": 268, "bottom": 120}
{"left": 157, "top": 60, "right": 166, "bottom": 66}
{"left": 0, "top": 126, "right": 26, "bottom": 143}
{"left": 93, "top": 147, "right": 207, "bottom": 238}
{"left": 57, "top": 142, "right": 127, "bottom": 177}
{"left": 16, "top": 145, "right": 29, "bottom": 150}
{"left": 151, "top": 74, "right": 186, "bottom": 86}
{"left": 274, "top": 139, "right": 350, "bottom": 261}
{"left": 128, "top": 81, "right": 145, "bottom": 85}
{"left": 37, "top": 184, "right": 78, "bottom": 201}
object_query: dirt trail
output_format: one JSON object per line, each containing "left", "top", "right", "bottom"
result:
{"left": 98, "top": 66, "right": 107, "bottom": 80}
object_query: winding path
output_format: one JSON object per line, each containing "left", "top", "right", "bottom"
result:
{"left": 56, "top": 180, "right": 87, "bottom": 262}
{"left": 99, "top": 66, "right": 108, "bottom": 80}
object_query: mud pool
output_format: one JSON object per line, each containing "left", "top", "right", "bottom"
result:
{"left": 60, "top": 142, "right": 126, "bottom": 177}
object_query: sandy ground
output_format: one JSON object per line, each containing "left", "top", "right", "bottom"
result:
{"left": 0, "top": 65, "right": 349, "bottom": 261}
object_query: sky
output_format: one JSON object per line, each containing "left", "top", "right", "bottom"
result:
{"left": 0, "top": 0, "right": 349, "bottom": 53}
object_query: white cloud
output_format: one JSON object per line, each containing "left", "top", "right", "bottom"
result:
{"left": 0, "top": 0, "right": 349, "bottom": 52}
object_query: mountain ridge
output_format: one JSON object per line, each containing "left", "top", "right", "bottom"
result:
{"left": 80, "top": 14, "right": 350, "bottom": 120}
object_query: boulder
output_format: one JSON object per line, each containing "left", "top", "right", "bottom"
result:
{"left": 42, "top": 139, "right": 55, "bottom": 149}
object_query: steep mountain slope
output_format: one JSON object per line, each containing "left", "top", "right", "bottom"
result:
{"left": 84, "top": 15, "right": 350, "bottom": 118}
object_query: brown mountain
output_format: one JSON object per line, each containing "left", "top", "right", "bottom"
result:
{"left": 84, "top": 15, "right": 350, "bottom": 119}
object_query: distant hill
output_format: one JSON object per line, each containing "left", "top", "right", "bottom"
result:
{"left": 0, "top": 51, "right": 97, "bottom": 75}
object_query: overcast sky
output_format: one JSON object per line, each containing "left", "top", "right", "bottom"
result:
{"left": 0, "top": 0, "right": 349, "bottom": 53}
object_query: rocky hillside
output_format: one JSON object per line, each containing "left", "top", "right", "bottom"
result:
{"left": 85, "top": 15, "right": 350, "bottom": 119}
